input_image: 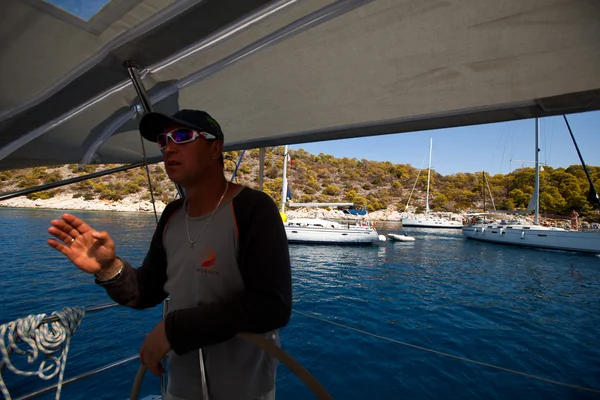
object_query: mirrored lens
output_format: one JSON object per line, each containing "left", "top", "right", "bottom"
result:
{"left": 157, "top": 129, "right": 197, "bottom": 150}
{"left": 171, "top": 129, "right": 195, "bottom": 142}
{"left": 157, "top": 134, "right": 168, "bottom": 149}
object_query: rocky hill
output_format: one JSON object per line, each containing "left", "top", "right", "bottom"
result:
{"left": 0, "top": 147, "right": 598, "bottom": 221}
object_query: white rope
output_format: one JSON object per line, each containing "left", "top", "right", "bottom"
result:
{"left": 0, "top": 306, "right": 85, "bottom": 400}
{"left": 294, "top": 310, "right": 600, "bottom": 395}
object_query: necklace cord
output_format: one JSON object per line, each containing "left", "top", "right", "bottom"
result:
{"left": 185, "top": 181, "right": 229, "bottom": 247}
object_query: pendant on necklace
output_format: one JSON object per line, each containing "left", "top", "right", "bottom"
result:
{"left": 190, "top": 242, "right": 194, "bottom": 250}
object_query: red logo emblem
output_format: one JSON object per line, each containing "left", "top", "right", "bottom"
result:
{"left": 199, "top": 248, "right": 217, "bottom": 270}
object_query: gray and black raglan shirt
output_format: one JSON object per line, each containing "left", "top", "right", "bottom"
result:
{"left": 96, "top": 187, "right": 292, "bottom": 399}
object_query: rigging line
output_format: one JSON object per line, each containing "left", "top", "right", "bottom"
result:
{"left": 542, "top": 118, "right": 547, "bottom": 166}
{"left": 508, "top": 122, "right": 515, "bottom": 174}
{"left": 488, "top": 127, "right": 505, "bottom": 172}
{"left": 138, "top": 133, "right": 159, "bottom": 224}
{"left": 563, "top": 115, "right": 600, "bottom": 207}
{"left": 485, "top": 174, "right": 496, "bottom": 211}
{"left": 498, "top": 128, "right": 507, "bottom": 174}
{"left": 547, "top": 116, "right": 555, "bottom": 166}
{"left": 404, "top": 147, "right": 429, "bottom": 212}
{"left": 294, "top": 310, "right": 600, "bottom": 395}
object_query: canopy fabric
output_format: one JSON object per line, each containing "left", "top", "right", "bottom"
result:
{"left": 0, "top": 0, "right": 599, "bottom": 171}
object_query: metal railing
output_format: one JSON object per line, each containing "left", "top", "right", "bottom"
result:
{"left": 16, "top": 355, "right": 140, "bottom": 400}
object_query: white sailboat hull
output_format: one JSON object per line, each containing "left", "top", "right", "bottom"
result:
{"left": 402, "top": 217, "right": 463, "bottom": 229}
{"left": 284, "top": 222, "right": 380, "bottom": 245}
{"left": 463, "top": 224, "right": 600, "bottom": 254}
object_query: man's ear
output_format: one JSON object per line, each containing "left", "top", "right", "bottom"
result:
{"left": 211, "top": 140, "right": 223, "bottom": 161}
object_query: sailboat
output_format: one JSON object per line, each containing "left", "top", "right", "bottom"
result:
{"left": 279, "top": 146, "right": 384, "bottom": 245}
{"left": 401, "top": 139, "right": 463, "bottom": 229}
{"left": 462, "top": 118, "right": 600, "bottom": 254}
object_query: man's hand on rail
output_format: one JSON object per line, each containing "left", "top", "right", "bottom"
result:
{"left": 140, "top": 320, "right": 171, "bottom": 376}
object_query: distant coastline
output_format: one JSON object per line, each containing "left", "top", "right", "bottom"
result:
{"left": 1, "top": 156, "right": 596, "bottom": 226}
{"left": 2, "top": 193, "right": 589, "bottom": 230}
{"left": 0, "top": 192, "right": 417, "bottom": 221}
{"left": 0, "top": 193, "right": 168, "bottom": 214}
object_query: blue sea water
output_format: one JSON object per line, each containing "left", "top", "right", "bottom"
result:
{"left": 0, "top": 208, "right": 599, "bottom": 400}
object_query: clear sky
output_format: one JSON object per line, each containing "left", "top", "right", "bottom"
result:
{"left": 46, "top": 0, "right": 111, "bottom": 21}
{"left": 291, "top": 111, "right": 600, "bottom": 176}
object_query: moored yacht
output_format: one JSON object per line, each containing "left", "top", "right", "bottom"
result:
{"left": 284, "top": 217, "right": 382, "bottom": 244}
{"left": 463, "top": 118, "right": 600, "bottom": 254}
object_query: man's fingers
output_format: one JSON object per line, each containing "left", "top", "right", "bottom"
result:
{"left": 140, "top": 341, "right": 164, "bottom": 377}
{"left": 91, "top": 231, "right": 112, "bottom": 245}
{"left": 140, "top": 353, "right": 162, "bottom": 376}
{"left": 50, "top": 219, "right": 82, "bottom": 239}
{"left": 61, "top": 213, "right": 93, "bottom": 234}
{"left": 92, "top": 231, "right": 112, "bottom": 243}
{"left": 147, "top": 362, "right": 163, "bottom": 376}
{"left": 47, "top": 238, "right": 73, "bottom": 258}
{"left": 48, "top": 226, "right": 74, "bottom": 244}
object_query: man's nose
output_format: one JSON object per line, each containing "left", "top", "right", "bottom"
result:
{"left": 162, "top": 138, "right": 178, "bottom": 153}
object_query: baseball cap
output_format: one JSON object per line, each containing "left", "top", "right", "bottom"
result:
{"left": 139, "top": 109, "right": 224, "bottom": 142}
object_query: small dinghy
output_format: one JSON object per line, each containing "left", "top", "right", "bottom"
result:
{"left": 388, "top": 233, "right": 415, "bottom": 242}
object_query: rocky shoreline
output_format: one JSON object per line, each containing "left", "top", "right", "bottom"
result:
{"left": 0, "top": 194, "right": 458, "bottom": 221}
{"left": 1, "top": 194, "right": 589, "bottom": 229}
{"left": 0, "top": 193, "right": 169, "bottom": 214}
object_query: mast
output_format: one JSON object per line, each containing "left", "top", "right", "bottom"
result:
{"left": 281, "top": 144, "right": 289, "bottom": 212}
{"left": 534, "top": 118, "right": 540, "bottom": 225}
{"left": 425, "top": 138, "right": 432, "bottom": 214}
{"left": 482, "top": 171, "right": 486, "bottom": 214}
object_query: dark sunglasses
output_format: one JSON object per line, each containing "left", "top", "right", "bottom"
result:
{"left": 157, "top": 128, "right": 216, "bottom": 150}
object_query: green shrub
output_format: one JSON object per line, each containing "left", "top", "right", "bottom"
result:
{"left": 99, "top": 190, "right": 122, "bottom": 201}
{"left": 224, "top": 160, "right": 236, "bottom": 172}
{"left": 76, "top": 181, "right": 92, "bottom": 190}
{"left": 93, "top": 183, "right": 108, "bottom": 193}
{"left": 26, "top": 190, "right": 56, "bottom": 200}
{"left": 323, "top": 185, "right": 341, "bottom": 196}
{"left": 42, "top": 171, "right": 63, "bottom": 184}
{"left": 17, "top": 175, "right": 40, "bottom": 188}
{"left": 124, "top": 182, "right": 141, "bottom": 194}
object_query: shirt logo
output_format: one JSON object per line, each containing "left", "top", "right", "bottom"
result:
{"left": 198, "top": 248, "right": 219, "bottom": 276}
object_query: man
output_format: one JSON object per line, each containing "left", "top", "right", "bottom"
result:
{"left": 570, "top": 209, "right": 579, "bottom": 230}
{"left": 47, "top": 110, "right": 292, "bottom": 400}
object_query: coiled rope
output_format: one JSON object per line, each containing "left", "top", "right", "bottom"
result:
{"left": 295, "top": 310, "right": 600, "bottom": 395}
{"left": 0, "top": 306, "right": 85, "bottom": 400}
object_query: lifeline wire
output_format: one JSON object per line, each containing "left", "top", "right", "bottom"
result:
{"left": 294, "top": 310, "right": 600, "bottom": 395}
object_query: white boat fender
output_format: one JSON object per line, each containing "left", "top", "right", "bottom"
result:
{"left": 378, "top": 234, "right": 387, "bottom": 242}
